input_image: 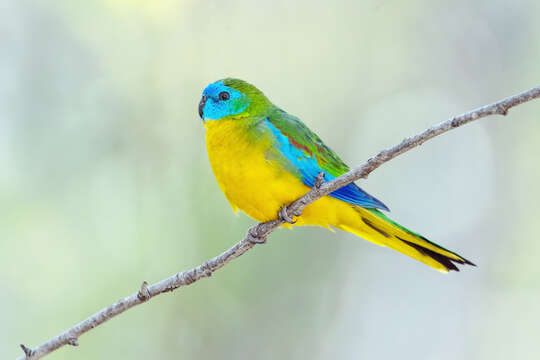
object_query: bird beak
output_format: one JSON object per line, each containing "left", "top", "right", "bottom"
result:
{"left": 199, "top": 95, "right": 207, "bottom": 120}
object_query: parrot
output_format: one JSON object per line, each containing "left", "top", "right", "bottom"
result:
{"left": 199, "top": 78, "right": 475, "bottom": 273}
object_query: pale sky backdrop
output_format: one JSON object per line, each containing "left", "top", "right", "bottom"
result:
{"left": 2, "top": 1, "right": 540, "bottom": 359}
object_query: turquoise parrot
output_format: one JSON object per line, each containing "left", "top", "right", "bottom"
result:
{"left": 199, "top": 78, "right": 475, "bottom": 272}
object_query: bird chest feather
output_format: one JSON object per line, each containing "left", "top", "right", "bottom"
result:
{"left": 203, "top": 118, "right": 306, "bottom": 221}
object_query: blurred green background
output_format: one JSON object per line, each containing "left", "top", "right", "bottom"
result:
{"left": 2, "top": 0, "right": 540, "bottom": 359}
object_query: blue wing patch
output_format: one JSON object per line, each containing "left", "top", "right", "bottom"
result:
{"left": 265, "top": 119, "right": 389, "bottom": 211}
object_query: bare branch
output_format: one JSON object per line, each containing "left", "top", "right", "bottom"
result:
{"left": 17, "top": 85, "right": 540, "bottom": 360}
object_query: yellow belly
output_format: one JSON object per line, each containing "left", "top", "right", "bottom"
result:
{"left": 204, "top": 118, "right": 360, "bottom": 228}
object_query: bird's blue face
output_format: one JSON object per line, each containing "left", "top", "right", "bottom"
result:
{"left": 199, "top": 80, "right": 249, "bottom": 121}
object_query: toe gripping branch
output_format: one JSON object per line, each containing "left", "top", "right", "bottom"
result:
{"left": 279, "top": 206, "right": 296, "bottom": 224}
{"left": 247, "top": 226, "right": 267, "bottom": 244}
{"left": 248, "top": 172, "right": 327, "bottom": 245}
{"left": 279, "top": 172, "right": 326, "bottom": 225}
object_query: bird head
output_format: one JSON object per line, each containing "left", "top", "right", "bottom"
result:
{"left": 199, "top": 78, "right": 270, "bottom": 121}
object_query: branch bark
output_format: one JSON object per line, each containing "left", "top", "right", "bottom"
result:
{"left": 17, "top": 85, "right": 540, "bottom": 360}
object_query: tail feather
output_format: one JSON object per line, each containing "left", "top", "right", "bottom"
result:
{"left": 339, "top": 207, "right": 475, "bottom": 273}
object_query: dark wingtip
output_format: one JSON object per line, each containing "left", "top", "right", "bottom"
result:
{"left": 463, "top": 258, "right": 477, "bottom": 267}
{"left": 379, "top": 202, "right": 390, "bottom": 212}
{"left": 369, "top": 193, "right": 390, "bottom": 212}
{"left": 397, "top": 236, "right": 475, "bottom": 272}
{"left": 446, "top": 253, "right": 476, "bottom": 267}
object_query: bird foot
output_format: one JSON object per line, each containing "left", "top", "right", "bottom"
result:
{"left": 314, "top": 172, "right": 326, "bottom": 189}
{"left": 279, "top": 206, "right": 296, "bottom": 224}
{"left": 247, "top": 227, "right": 267, "bottom": 244}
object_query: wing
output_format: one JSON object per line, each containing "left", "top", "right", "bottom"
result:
{"left": 263, "top": 108, "right": 389, "bottom": 211}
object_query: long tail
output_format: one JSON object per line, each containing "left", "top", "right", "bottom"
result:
{"left": 338, "top": 207, "right": 475, "bottom": 273}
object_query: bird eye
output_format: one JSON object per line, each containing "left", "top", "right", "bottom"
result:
{"left": 219, "top": 91, "right": 230, "bottom": 101}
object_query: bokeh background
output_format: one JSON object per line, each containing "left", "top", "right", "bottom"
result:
{"left": 2, "top": 1, "right": 540, "bottom": 359}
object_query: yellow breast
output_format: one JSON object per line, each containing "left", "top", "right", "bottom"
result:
{"left": 204, "top": 118, "right": 307, "bottom": 222}
{"left": 204, "top": 118, "right": 360, "bottom": 230}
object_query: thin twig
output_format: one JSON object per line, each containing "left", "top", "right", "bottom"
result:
{"left": 17, "top": 85, "right": 540, "bottom": 360}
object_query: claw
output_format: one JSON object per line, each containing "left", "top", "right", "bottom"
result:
{"left": 137, "top": 281, "right": 151, "bottom": 301}
{"left": 279, "top": 206, "right": 296, "bottom": 224}
{"left": 247, "top": 227, "right": 266, "bottom": 244}
{"left": 314, "top": 172, "right": 326, "bottom": 189}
